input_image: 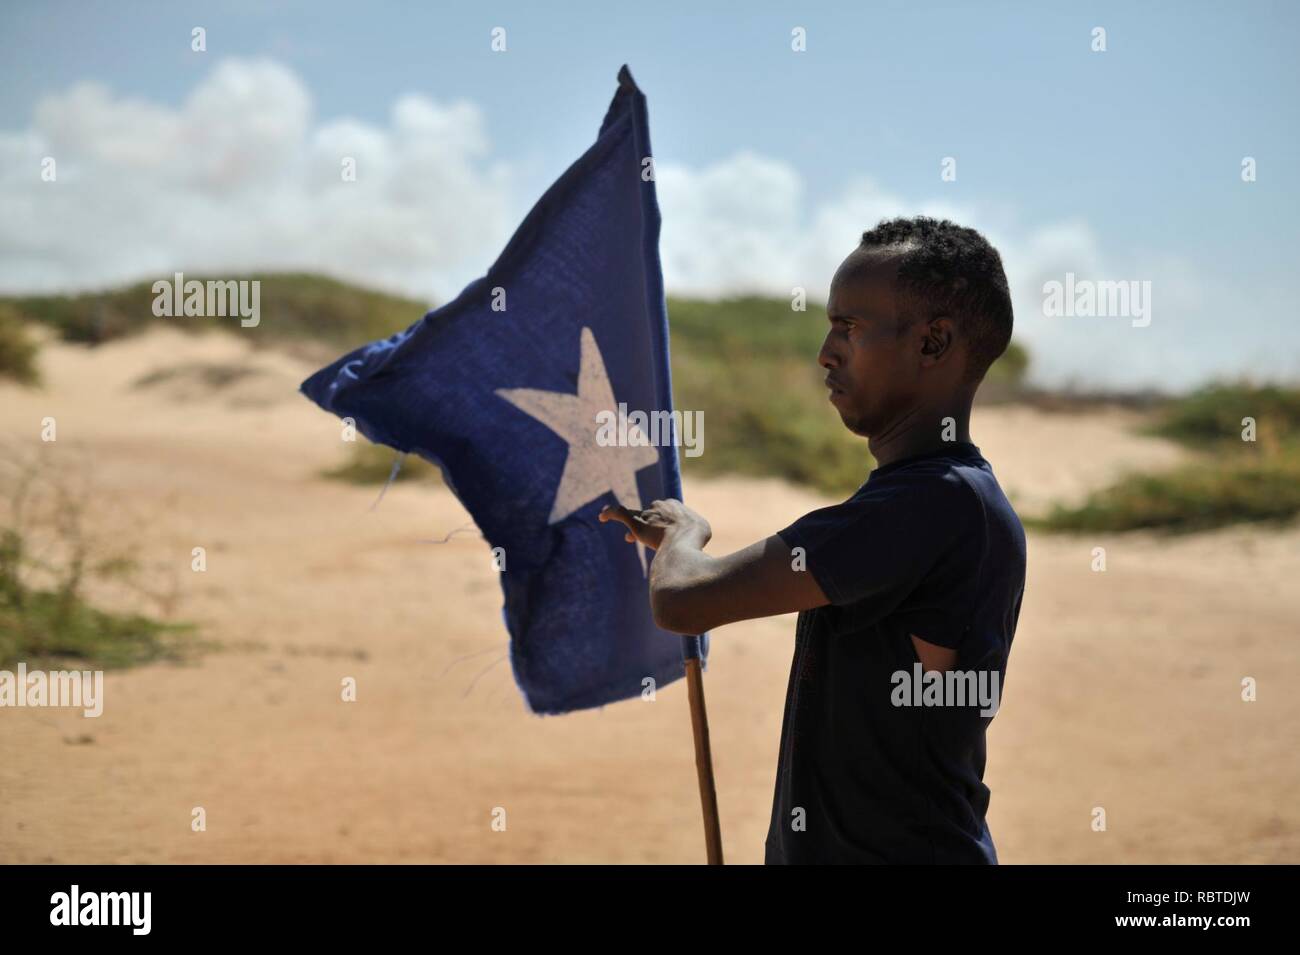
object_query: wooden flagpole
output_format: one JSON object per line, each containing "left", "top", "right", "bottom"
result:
{"left": 682, "top": 642, "right": 723, "bottom": 864}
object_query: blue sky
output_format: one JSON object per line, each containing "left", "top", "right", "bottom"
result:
{"left": 2, "top": 1, "right": 1297, "bottom": 388}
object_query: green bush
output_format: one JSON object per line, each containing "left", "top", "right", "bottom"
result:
{"left": 0, "top": 455, "right": 192, "bottom": 670}
{"left": 0, "top": 305, "right": 40, "bottom": 385}
{"left": 1146, "top": 382, "right": 1300, "bottom": 451}
{"left": 1037, "top": 382, "right": 1300, "bottom": 534}
{"left": 1031, "top": 455, "right": 1300, "bottom": 535}
{"left": 2, "top": 273, "right": 431, "bottom": 352}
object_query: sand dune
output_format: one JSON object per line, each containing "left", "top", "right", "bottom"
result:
{"left": 1, "top": 328, "right": 1296, "bottom": 863}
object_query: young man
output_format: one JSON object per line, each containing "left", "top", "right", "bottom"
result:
{"left": 601, "top": 216, "right": 1027, "bottom": 864}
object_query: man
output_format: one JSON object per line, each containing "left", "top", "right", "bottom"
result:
{"left": 601, "top": 216, "right": 1027, "bottom": 864}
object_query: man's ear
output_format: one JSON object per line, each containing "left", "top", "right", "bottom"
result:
{"left": 919, "top": 316, "right": 956, "bottom": 365}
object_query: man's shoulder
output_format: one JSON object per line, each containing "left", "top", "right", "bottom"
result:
{"left": 856, "top": 452, "right": 988, "bottom": 509}
{"left": 874, "top": 452, "right": 1026, "bottom": 559}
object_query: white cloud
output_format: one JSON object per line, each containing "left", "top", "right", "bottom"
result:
{"left": 655, "top": 155, "right": 1227, "bottom": 388}
{"left": 658, "top": 156, "right": 975, "bottom": 301}
{"left": 1, "top": 58, "right": 512, "bottom": 304}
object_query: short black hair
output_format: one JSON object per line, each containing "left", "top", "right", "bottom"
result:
{"left": 858, "top": 216, "right": 1014, "bottom": 382}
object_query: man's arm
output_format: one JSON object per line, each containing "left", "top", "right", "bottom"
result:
{"left": 600, "top": 501, "right": 828, "bottom": 634}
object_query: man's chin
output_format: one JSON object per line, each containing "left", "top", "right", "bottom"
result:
{"left": 836, "top": 409, "right": 871, "bottom": 438}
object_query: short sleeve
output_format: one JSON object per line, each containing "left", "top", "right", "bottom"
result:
{"left": 775, "top": 469, "right": 984, "bottom": 647}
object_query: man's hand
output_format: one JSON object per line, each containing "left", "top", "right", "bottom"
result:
{"left": 599, "top": 499, "right": 711, "bottom": 552}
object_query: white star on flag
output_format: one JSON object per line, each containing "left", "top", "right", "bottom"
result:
{"left": 496, "top": 327, "right": 660, "bottom": 574}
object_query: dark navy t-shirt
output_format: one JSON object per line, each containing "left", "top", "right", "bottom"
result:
{"left": 765, "top": 441, "right": 1026, "bottom": 864}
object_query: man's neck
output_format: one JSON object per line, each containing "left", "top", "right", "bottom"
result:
{"left": 867, "top": 399, "right": 974, "bottom": 469}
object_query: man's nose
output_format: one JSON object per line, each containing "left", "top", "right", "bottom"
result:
{"left": 818, "top": 335, "right": 840, "bottom": 369}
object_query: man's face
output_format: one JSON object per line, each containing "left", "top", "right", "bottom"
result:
{"left": 820, "top": 250, "right": 921, "bottom": 437}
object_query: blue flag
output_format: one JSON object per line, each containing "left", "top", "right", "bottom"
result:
{"left": 300, "top": 65, "right": 706, "bottom": 715}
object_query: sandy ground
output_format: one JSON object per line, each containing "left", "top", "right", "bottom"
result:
{"left": 1, "top": 327, "right": 1296, "bottom": 864}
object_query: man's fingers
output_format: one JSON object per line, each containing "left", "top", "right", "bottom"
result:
{"left": 599, "top": 504, "right": 640, "bottom": 529}
{"left": 599, "top": 505, "right": 650, "bottom": 546}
